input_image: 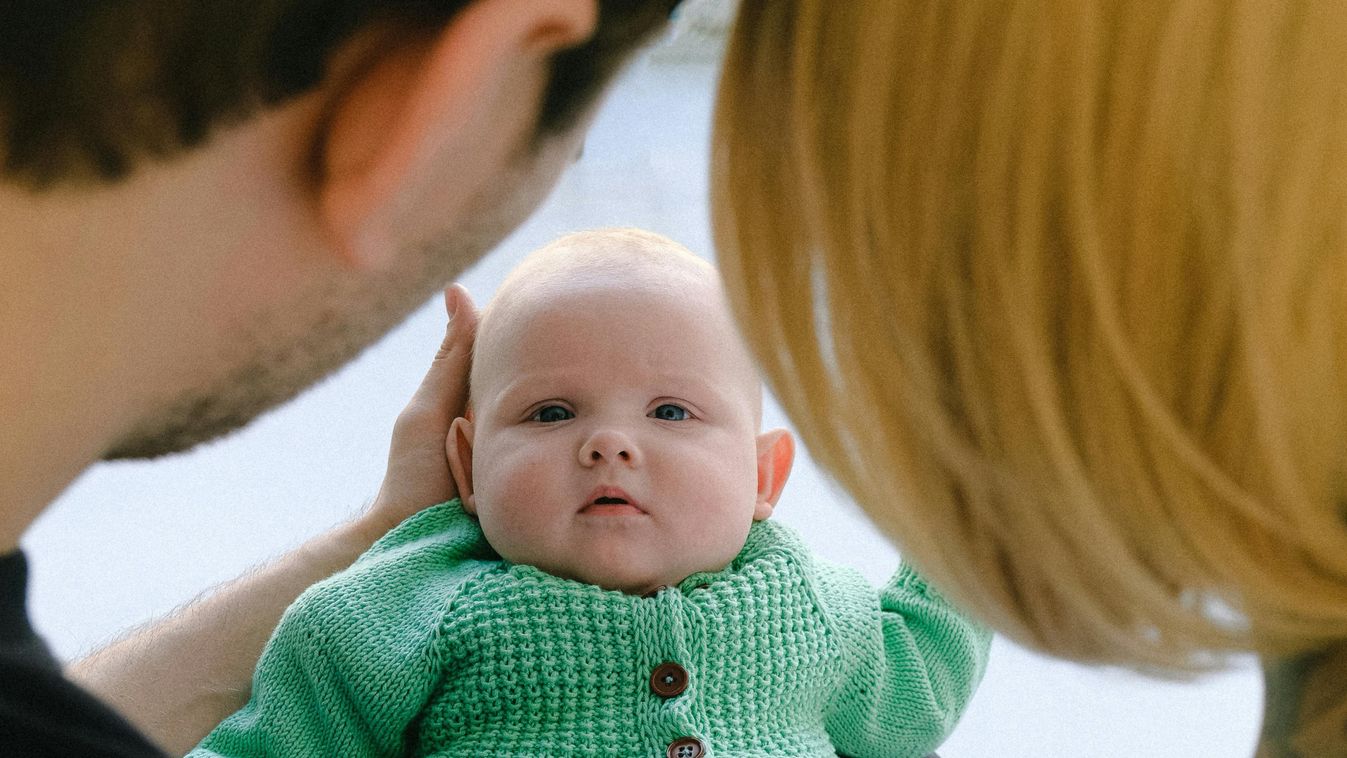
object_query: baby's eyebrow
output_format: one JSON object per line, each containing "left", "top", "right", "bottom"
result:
{"left": 654, "top": 377, "right": 725, "bottom": 401}
{"left": 652, "top": 370, "right": 754, "bottom": 397}
{"left": 488, "top": 376, "right": 554, "bottom": 409}
{"left": 487, "top": 370, "right": 746, "bottom": 413}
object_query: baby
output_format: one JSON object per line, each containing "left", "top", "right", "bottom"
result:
{"left": 189, "top": 229, "right": 990, "bottom": 758}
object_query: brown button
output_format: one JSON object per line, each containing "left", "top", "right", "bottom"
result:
{"left": 649, "top": 662, "right": 689, "bottom": 698}
{"left": 667, "top": 737, "right": 705, "bottom": 758}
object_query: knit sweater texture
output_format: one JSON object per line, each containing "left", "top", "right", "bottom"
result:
{"left": 189, "top": 500, "right": 989, "bottom": 758}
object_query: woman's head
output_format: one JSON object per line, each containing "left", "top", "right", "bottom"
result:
{"left": 713, "top": 0, "right": 1347, "bottom": 670}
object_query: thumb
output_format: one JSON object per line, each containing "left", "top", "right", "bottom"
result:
{"left": 408, "top": 283, "right": 479, "bottom": 419}
{"left": 436, "top": 284, "right": 479, "bottom": 360}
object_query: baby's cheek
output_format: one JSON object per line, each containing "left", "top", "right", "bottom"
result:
{"left": 498, "top": 477, "right": 572, "bottom": 552}
{"left": 502, "top": 456, "right": 555, "bottom": 501}
{"left": 477, "top": 505, "right": 540, "bottom": 566}
{"left": 690, "top": 508, "right": 754, "bottom": 569}
{"left": 477, "top": 451, "right": 547, "bottom": 513}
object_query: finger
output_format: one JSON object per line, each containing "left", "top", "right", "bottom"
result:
{"left": 436, "top": 283, "right": 479, "bottom": 361}
{"left": 407, "top": 284, "right": 479, "bottom": 418}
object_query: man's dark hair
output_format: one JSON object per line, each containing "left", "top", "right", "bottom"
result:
{"left": 0, "top": 0, "right": 676, "bottom": 189}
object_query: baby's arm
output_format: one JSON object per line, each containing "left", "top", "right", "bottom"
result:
{"left": 821, "top": 562, "right": 991, "bottom": 758}
{"left": 188, "top": 502, "right": 488, "bottom": 757}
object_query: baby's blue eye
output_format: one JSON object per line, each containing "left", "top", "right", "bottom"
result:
{"left": 532, "top": 405, "right": 574, "bottom": 423}
{"left": 650, "top": 404, "right": 690, "bottom": 421}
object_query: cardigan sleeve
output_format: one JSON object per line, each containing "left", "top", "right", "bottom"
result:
{"left": 187, "top": 501, "right": 494, "bottom": 758}
{"left": 819, "top": 562, "right": 991, "bottom": 758}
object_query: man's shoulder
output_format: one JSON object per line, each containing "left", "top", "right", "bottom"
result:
{"left": 0, "top": 551, "right": 167, "bottom": 758}
{"left": 0, "top": 652, "right": 168, "bottom": 758}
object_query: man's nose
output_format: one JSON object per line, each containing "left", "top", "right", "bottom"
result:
{"left": 579, "top": 428, "right": 641, "bottom": 467}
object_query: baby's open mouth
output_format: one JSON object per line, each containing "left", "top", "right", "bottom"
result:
{"left": 581, "top": 488, "right": 645, "bottom": 514}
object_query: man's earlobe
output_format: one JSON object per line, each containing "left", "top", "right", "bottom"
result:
{"left": 753, "top": 428, "right": 796, "bottom": 520}
{"left": 316, "top": 0, "right": 598, "bottom": 269}
{"left": 446, "top": 416, "right": 477, "bottom": 513}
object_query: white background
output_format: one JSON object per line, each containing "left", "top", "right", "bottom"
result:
{"left": 26, "top": 54, "right": 1262, "bottom": 756}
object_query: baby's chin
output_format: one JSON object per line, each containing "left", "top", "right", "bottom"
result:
{"left": 491, "top": 532, "right": 748, "bottom": 596}
{"left": 555, "top": 566, "right": 680, "bottom": 597}
{"left": 538, "top": 557, "right": 735, "bottom": 597}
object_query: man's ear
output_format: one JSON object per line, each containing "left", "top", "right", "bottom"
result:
{"left": 446, "top": 416, "right": 478, "bottom": 513}
{"left": 318, "top": 0, "right": 598, "bottom": 269}
{"left": 753, "top": 428, "right": 795, "bottom": 521}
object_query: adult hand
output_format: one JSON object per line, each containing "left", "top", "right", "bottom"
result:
{"left": 72, "top": 286, "right": 480, "bottom": 755}
{"left": 361, "top": 283, "right": 478, "bottom": 537}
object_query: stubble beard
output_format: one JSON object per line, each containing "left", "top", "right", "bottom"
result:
{"left": 103, "top": 148, "right": 561, "bottom": 461}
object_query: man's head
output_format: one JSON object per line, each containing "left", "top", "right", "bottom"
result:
{"left": 0, "top": 1, "right": 675, "bottom": 189}
{"left": 446, "top": 229, "right": 795, "bottom": 595}
{"left": 0, "top": 1, "right": 677, "bottom": 461}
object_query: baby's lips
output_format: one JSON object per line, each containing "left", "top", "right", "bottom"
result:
{"left": 581, "top": 485, "right": 645, "bottom": 512}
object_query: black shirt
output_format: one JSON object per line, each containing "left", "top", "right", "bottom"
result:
{"left": 0, "top": 550, "right": 167, "bottom": 757}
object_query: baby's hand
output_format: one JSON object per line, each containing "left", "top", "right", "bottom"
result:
{"left": 360, "top": 284, "right": 478, "bottom": 536}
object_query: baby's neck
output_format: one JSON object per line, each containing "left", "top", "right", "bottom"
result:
{"left": 609, "top": 574, "right": 701, "bottom": 598}
{"left": 1257, "top": 638, "right": 1347, "bottom": 756}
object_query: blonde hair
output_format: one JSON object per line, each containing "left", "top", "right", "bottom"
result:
{"left": 713, "top": 0, "right": 1347, "bottom": 670}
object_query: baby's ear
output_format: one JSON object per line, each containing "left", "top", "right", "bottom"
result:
{"left": 753, "top": 428, "right": 795, "bottom": 521}
{"left": 446, "top": 416, "right": 477, "bottom": 513}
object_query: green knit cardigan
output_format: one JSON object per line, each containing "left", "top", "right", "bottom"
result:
{"left": 189, "top": 500, "right": 989, "bottom": 758}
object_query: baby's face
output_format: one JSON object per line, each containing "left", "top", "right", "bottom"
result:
{"left": 454, "top": 276, "right": 785, "bottom": 595}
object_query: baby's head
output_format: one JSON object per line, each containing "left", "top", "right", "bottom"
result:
{"left": 447, "top": 228, "right": 795, "bottom": 595}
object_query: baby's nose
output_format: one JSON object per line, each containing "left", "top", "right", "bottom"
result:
{"left": 579, "top": 429, "right": 641, "bottom": 466}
